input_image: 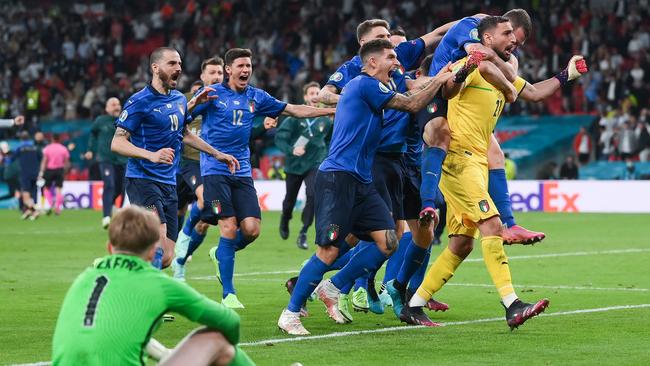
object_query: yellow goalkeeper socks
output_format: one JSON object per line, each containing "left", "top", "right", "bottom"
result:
{"left": 481, "top": 235, "right": 517, "bottom": 307}
{"left": 414, "top": 246, "right": 463, "bottom": 303}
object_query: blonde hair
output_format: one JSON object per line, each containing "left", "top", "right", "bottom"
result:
{"left": 108, "top": 206, "right": 160, "bottom": 254}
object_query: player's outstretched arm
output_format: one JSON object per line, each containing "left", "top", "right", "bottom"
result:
{"left": 316, "top": 84, "right": 341, "bottom": 106}
{"left": 420, "top": 20, "right": 457, "bottom": 50}
{"left": 519, "top": 55, "right": 588, "bottom": 102}
{"left": 282, "top": 104, "right": 335, "bottom": 118}
{"left": 386, "top": 65, "right": 454, "bottom": 113}
{"left": 187, "top": 87, "right": 217, "bottom": 114}
{"left": 182, "top": 126, "right": 240, "bottom": 173}
{"left": 111, "top": 127, "right": 175, "bottom": 164}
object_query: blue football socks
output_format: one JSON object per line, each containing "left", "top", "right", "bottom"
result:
{"left": 488, "top": 169, "right": 515, "bottom": 228}
{"left": 420, "top": 147, "right": 447, "bottom": 209}
{"left": 216, "top": 236, "right": 238, "bottom": 297}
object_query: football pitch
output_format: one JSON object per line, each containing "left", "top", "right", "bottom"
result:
{"left": 1, "top": 210, "right": 649, "bottom": 365}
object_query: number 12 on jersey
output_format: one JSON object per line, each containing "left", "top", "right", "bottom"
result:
{"left": 232, "top": 110, "right": 243, "bottom": 126}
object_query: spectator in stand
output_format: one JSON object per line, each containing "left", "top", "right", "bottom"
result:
{"left": 573, "top": 127, "right": 592, "bottom": 165}
{"left": 619, "top": 120, "right": 637, "bottom": 161}
{"left": 598, "top": 125, "right": 616, "bottom": 161}
{"left": 536, "top": 161, "right": 558, "bottom": 180}
{"left": 637, "top": 109, "right": 650, "bottom": 161}
{"left": 559, "top": 155, "right": 579, "bottom": 179}
{"left": 623, "top": 160, "right": 639, "bottom": 180}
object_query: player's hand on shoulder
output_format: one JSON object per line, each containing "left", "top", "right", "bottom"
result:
{"left": 150, "top": 147, "right": 175, "bottom": 164}
{"left": 214, "top": 152, "right": 240, "bottom": 174}
{"left": 567, "top": 55, "right": 588, "bottom": 81}
{"left": 435, "top": 62, "right": 455, "bottom": 82}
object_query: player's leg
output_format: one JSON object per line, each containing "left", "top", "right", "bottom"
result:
{"left": 160, "top": 183, "right": 179, "bottom": 269}
{"left": 420, "top": 115, "right": 450, "bottom": 225}
{"left": 477, "top": 214, "right": 549, "bottom": 329}
{"left": 433, "top": 200, "right": 447, "bottom": 244}
{"left": 487, "top": 135, "right": 545, "bottom": 245}
{"left": 298, "top": 168, "right": 317, "bottom": 249}
{"left": 113, "top": 163, "right": 126, "bottom": 208}
{"left": 159, "top": 328, "right": 242, "bottom": 366}
{"left": 279, "top": 171, "right": 355, "bottom": 333}
{"left": 183, "top": 184, "right": 210, "bottom": 261}
{"left": 99, "top": 163, "right": 115, "bottom": 228}
{"left": 281, "top": 172, "right": 303, "bottom": 241}
{"left": 53, "top": 169, "right": 64, "bottom": 214}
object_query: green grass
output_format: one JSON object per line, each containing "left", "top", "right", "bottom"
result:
{"left": 1, "top": 210, "right": 649, "bottom": 365}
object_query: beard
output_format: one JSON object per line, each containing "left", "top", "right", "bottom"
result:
{"left": 159, "top": 70, "right": 179, "bottom": 90}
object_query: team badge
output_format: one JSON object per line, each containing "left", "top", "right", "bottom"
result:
{"left": 234, "top": 100, "right": 240, "bottom": 105}
{"left": 427, "top": 103, "right": 437, "bottom": 114}
{"left": 166, "top": 103, "right": 172, "bottom": 109}
{"left": 248, "top": 101, "right": 255, "bottom": 113}
{"left": 329, "top": 72, "right": 343, "bottom": 82}
{"left": 378, "top": 82, "right": 391, "bottom": 93}
{"left": 211, "top": 200, "right": 222, "bottom": 215}
{"left": 470, "top": 28, "right": 480, "bottom": 41}
{"left": 118, "top": 110, "right": 128, "bottom": 122}
{"left": 327, "top": 224, "right": 340, "bottom": 242}
{"left": 479, "top": 200, "right": 490, "bottom": 213}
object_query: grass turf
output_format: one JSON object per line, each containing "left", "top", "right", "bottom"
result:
{"left": 1, "top": 210, "right": 649, "bottom": 365}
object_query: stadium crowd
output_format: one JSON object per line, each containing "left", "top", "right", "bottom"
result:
{"left": 1, "top": 0, "right": 648, "bottom": 127}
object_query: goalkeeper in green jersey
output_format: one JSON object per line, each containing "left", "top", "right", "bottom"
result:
{"left": 52, "top": 205, "right": 254, "bottom": 366}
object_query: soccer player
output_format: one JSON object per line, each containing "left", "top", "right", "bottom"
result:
{"left": 419, "top": 9, "right": 546, "bottom": 245}
{"left": 318, "top": 18, "right": 454, "bottom": 106}
{"left": 192, "top": 48, "right": 334, "bottom": 309}
{"left": 277, "top": 39, "right": 455, "bottom": 335}
{"left": 51, "top": 206, "right": 254, "bottom": 366}
{"left": 172, "top": 56, "right": 226, "bottom": 281}
{"left": 39, "top": 134, "right": 70, "bottom": 215}
{"left": 400, "top": 16, "right": 588, "bottom": 328}
{"left": 275, "top": 81, "right": 333, "bottom": 250}
{"left": 111, "top": 47, "right": 239, "bottom": 269}
{"left": 15, "top": 131, "right": 41, "bottom": 220}
{"left": 86, "top": 97, "right": 127, "bottom": 228}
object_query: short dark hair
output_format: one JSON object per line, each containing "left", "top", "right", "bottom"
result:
{"left": 390, "top": 27, "right": 406, "bottom": 37}
{"left": 302, "top": 81, "right": 320, "bottom": 95}
{"left": 149, "top": 47, "right": 179, "bottom": 66}
{"left": 357, "top": 19, "right": 390, "bottom": 42}
{"left": 201, "top": 56, "right": 224, "bottom": 72}
{"left": 478, "top": 16, "right": 511, "bottom": 40}
{"left": 418, "top": 54, "right": 434, "bottom": 75}
{"left": 359, "top": 39, "right": 394, "bottom": 64}
{"left": 503, "top": 9, "right": 532, "bottom": 39}
{"left": 224, "top": 48, "right": 252, "bottom": 65}
{"left": 191, "top": 80, "right": 203, "bottom": 88}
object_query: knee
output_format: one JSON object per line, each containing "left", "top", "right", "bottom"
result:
{"left": 161, "top": 251, "right": 173, "bottom": 269}
{"left": 316, "top": 245, "right": 339, "bottom": 265}
{"left": 381, "top": 230, "right": 399, "bottom": 256}
{"left": 240, "top": 221, "right": 260, "bottom": 242}
{"left": 219, "top": 221, "right": 238, "bottom": 239}
{"left": 195, "top": 221, "right": 210, "bottom": 235}
{"left": 200, "top": 330, "right": 235, "bottom": 366}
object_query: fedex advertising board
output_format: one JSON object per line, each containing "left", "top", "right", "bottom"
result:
{"left": 58, "top": 180, "right": 649, "bottom": 213}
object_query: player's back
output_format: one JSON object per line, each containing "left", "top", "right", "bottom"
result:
{"left": 447, "top": 57, "right": 526, "bottom": 158}
{"left": 43, "top": 143, "right": 69, "bottom": 169}
{"left": 16, "top": 143, "right": 41, "bottom": 177}
{"left": 429, "top": 17, "right": 480, "bottom": 76}
{"left": 320, "top": 74, "right": 395, "bottom": 184}
{"left": 52, "top": 255, "right": 169, "bottom": 366}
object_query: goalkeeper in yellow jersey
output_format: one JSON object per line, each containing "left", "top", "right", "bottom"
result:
{"left": 400, "top": 15, "right": 587, "bottom": 329}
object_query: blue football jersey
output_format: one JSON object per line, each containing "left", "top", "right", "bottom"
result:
{"left": 326, "top": 38, "right": 425, "bottom": 92}
{"left": 192, "top": 82, "right": 287, "bottom": 177}
{"left": 378, "top": 69, "right": 413, "bottom": 152}
{"left": 116, "top": 85, "right": 187, "bottom": 185}
{"left": 404, "top": 112, "right": 424, "bottom": 168}
{"left": 429, "top": 16, "right": 481, "bottom": 76}
{"left": 319, "top": 74, "right": 396, "bottom": 184}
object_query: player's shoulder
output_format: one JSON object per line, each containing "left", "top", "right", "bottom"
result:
{"left": 124, "top": 86, "right": 152, "bottom": 109}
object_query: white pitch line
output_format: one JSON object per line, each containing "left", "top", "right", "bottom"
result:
{"left": 11, "top": 304, "right": 650, "bottom": 366}
{"left": 189, "top": 248, "right": 650, "bottom": 280}
{"left": 239, "top": 303, "right": 650, "bottom": 346}
{"left": 446, "top": 283, "right": 649, "bottom": 292}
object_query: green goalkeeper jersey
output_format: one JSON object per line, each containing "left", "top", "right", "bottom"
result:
{"left": 52, "top": 254, "right": 241, "bottom": 366}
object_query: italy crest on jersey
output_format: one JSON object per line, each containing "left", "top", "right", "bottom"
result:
{"left": 212, "top": 200, "right": 222, "bottom": 215}
{"left": 327, "top": 224, "right": 339, "bottom": 241}
{"left": 248, "top": 101, "right": 255, "bottom": 113}
{"left": 478, "top": 200, "right": 490, "bottom": 213}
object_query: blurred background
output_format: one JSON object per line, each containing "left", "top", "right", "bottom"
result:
{"left": 0, "top": 0, "right": 649, "bottom": 209}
